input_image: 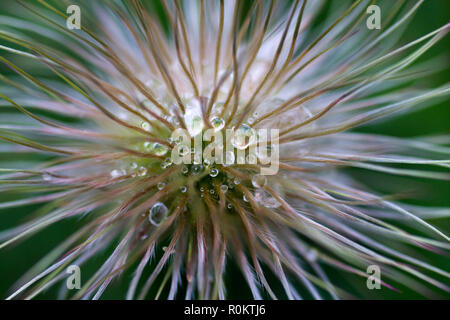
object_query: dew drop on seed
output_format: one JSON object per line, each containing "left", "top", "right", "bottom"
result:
{"left": 180, "top": 186, "right": 187, "bottom": 193}
{"left": 138, "top": 166, "right": 148, "bottom": 177}
{"left": 42, "top": 172, "right": 52, "bottom": 181}
{"left": 210, "top": 189, "right": 215, "bottom": 195}
{"left": 210, "top": 117, "right": 225, "bottom": 131}
{"left": 149, "top": 202, "right": 168, "bottom": 226}
{"left": 192, "top": 164, "right": 203, "bottom": 175}
{"left": 243, "top": 194, "right": 249, "bottom": 202}
{"left": 184, "top": 108, "right": 204, "bottom": 136}
{"left": 231, "top": 124, "right": 256, "bottom": 150}
{"left": 141, "top": 122, "right": 150, "bottom": 131}
{"left": 227, "top": 203, "right": 233, "bottom": 210}
{"left": 200, "top": 186, "right": 205, "bottom": 192}
{"left": 178, "top": 145, "right": 190, "bottom": 156}
{"left": 157, "top": 182, "right": 166, "bottom": 190}
{"left": 233, "top": 178, "right": 240, "bottom": 185}
{"left": 224, "top": 151, "right": 235, "bottom": 165}
{"left": 181, "top": 165, "right": 189, "bottom": 174}
{"left": 209, "top": 168, "right": 219, "bottom": 177}
{"left": 203, "top": 158, "right": 212, "bottom": 167}
{"left": 153, "top": 143, "right": 168, "bottom": 156}
{"left": 144, "top": 141, "right": 152, "bottom": 150}
{"left": 220, "top": 185, "right": 228, "bottom": 192}
{"left": 252, "top": 174, "right": 267, "bottom": 188}
{"left": 110, "top": 169, "right": 122, "bottom": 178}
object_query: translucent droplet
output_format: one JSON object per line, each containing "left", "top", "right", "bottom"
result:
{"left": 200, "top": 186, "right": 205, "bottom": 192}
{"left": 203, "top": 158, "right": 212, "bottom": 167}
{"left": 144, "top": 141, "right": 152, "bottom": 150}
{"left": 209, "top": 168, "right": 219, "bottom": 177}
{"left": 110, "top": 169, "right": 122, "bottom": 178}
{"left": 254, "top": 189, "right": 280, "bottom": 208}
{"left": 180, "top": 186, "right": 187, "bottom": 193}
{"left": 232, "top": 124, "right": 256, "bottom": 150}
{"left": 141, "top": 122, "right": 150, "bottom": 131}
{"left": 252, "top": 174, "right": 267, "bottom": 188}
{"left": 178, "top": 145, "right": 190, "bottom": 156}
{"left": 220, "top": 185, "right": 228, "bottom": 192}
{"left": 263, "top": 196, "right": 280, "bottom": 208}
{"left": 210, "top": 189, "right": 215, "bottom": 195}
{"left": 227, "top": 203, "right": 233, "bottom": 210}
{"left": 149, "top": 202, "right": 168, "bottom": 226}
{"left": 247, "top": 117, "right": 255, "bottom": 125}
{"left": 138, "top": 166, "right": 148, "bottom": 177}
{"left": 224, "top": 151, "right": 235, "bottom": 165}
{"left": 210, "top": 117, "right": 225, "bottom": 131}
{"left": 153, "top": 143, "right": 168, "bottom": 156}
{"left": 42, "top": 172, "right": 52, "bottom": 181}
{"left": 192, "top": 165, "right": 203, "bottom": 175}
{"left": 243, "top": 194, "right": 249, "bottom": 202}
{"left": 130, "top": 162, "right": 138, "bottom": 169}
{"left": 233, "top": 178, "right": 240, "bottom": 185}
{"left": 184, "top": 105, "right": 204, "bottom": 136}
{"left": 181, "top": 166, "right": 189, "bottom": 174}
{"left": 164, "top": 158, "right": 173, "bottom": 166}
{"left": 306, "top": 249, "right": 318, "bottom": 262}
{"left": 157, "top": 182, "right": 166, "bottom": 190}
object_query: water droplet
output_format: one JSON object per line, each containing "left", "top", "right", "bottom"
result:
{"left": 209, "top": 168, "right": 219, "bottom": 177}
{"left": 227, "top": 203, "right": 233, "bottom": 210}
{"left": 181, "top": 166, "right": 189, "bottom": 174}
{"left": 184, "top": 104, "right": 204, "bottom": 136}
{"left": 231, "top": 124, "right": 256, "bottom": 150}
{"left": 149, "top": 202, "right": 168, "bottom": 226}
{"left": 180, "top": 186, "right": 187, "bottom": 193}
{"left": 254, "top": 189, "right": 280, "bottom": 208}
{"left": 153, "top": 143, "right": 168, "bottom": 156}
{"left": 42, "top": 172, "right": 52, "bottom": 181}
{"left": 130, "top": 162, "right": 138, "bottom": 169}
{"left": 210, "top": 189, "right": 215, "bottom": 195}
{"left": 200, "top": 186, "right": 205, "bottom": 192}
{"left": 224, "top": 151, "right": 235, "bottom": 165}
{"left": 252, "top": 174, "right": 267, "bottom": 188}
{"left": 144, "top": 141, "right": 152, "bottom": 150}
{"left": 233, "top": 178, "right": 240, "bottom": 185}
{"left": 210, "top": 117, "right": 225, "bottom": 131}
{"left": 138, "top": 166, "right": 148, "bottom": 177}
{"left": 247, "top": 117, "right": 255, "bottom": 125}
{"left": 220, "top": 185, "right": 228, "bottom": 192}
{"left": 178, "top": 145, "right": 190, "bottom": 156}
{"left": 243, "top": 194, "right": 249, "bottom": 202}
{"left": 141, "top": 122, "right": 150, "bottom": 131}
{"left": 110, "top": 169, "right": 122, "bottom": 178}
{"left": 157, "top": 182, "right": 166, "bottom": 190}
{"left": 192, "top": 165, "right": 203, "bottom": 175}
{"left": 203, "top": 158, "right": 212, "bottom": 167}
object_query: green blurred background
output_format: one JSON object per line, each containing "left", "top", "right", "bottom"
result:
{"left": 0, "top": 0, "right": 448, "bottom": 299}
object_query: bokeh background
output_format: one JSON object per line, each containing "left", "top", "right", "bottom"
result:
{"left": 0, "top": 0, "right": 448, "bottom": 299}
